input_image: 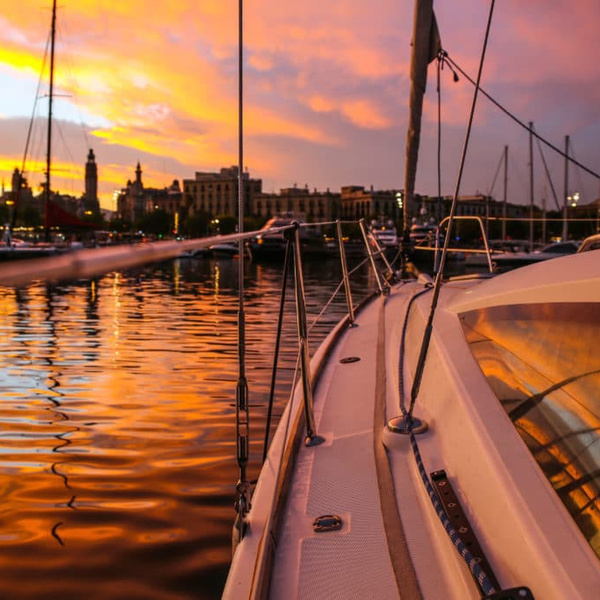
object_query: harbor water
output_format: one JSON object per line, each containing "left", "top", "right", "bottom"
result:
{"left": 0, "top": 255, "right": 376, "bottom": 599}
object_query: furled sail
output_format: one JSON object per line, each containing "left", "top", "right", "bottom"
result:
{"left": 403, "top": 0, "right": 441, "bottom": 233}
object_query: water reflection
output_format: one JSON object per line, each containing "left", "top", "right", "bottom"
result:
{"left": 0, "top": 256, "right": 373, "bottom": 599}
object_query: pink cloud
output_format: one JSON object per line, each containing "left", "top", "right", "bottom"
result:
{"left": 0, "top": 0, "right": 598, "bottom": 210}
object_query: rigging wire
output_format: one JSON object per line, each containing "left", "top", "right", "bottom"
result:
{"left": 12, "top": 36, "right": 52, "bottom": 229}
{"left": 409, "top": 0, "right": 496, "bottom": 416}
{"left": 233, "top": 0, "right": 251, "bottom": 543}
{"left": 486, "top": 148, "right": 504, "bottom": 198}
{"left": 398, "top": 10, "right": 504, "bottom": 592}
{"left": 533, "top": 125, "right": 561, "bottom": 212}
{"left": 442, "top": 53, "right": 600, "bottom": 182}
{"left": 56, "top": 18, "right": 91, "bottom": 151}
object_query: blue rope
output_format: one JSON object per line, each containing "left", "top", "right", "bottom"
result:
{"left": 396, "top": 0, "right": 501, "bottom": 592}
{"left": 396, "top": 285, "right": 498, "bottom": 596}
{"left": 407, "top": 426, "right": 497, "bottom": 596}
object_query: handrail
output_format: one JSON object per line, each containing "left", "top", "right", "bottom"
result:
{"left": 359, "top": 218, "right": 390, "bottom": 295}
{"left": 336, "top": 220, "right": 355, "bottom": 325}
{"left": 436, "top": 215, "right": 494, "bottom": 272}
{"left": 288, "top": 224, "right": 325, "bottom": 447}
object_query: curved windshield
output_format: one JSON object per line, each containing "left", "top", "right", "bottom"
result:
{"left": 461, "top": 302, "right": 600, "bottom": 558}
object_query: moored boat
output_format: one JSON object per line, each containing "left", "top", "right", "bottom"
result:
{"left": 370, "top": 217, "right": 399, "bottom": 248}
{"left": 246, "top": 214, "right": 303, "bottom": 261}
{"left": 222, "top": 1, "right": 600, "bottom": 598}
{"left": 491, "top": 240, "right": 580, "bottom": 269}
{"left": 224, "top": 249, "right": 600, "bottom": 599}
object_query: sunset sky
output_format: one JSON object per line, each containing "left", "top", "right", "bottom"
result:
{"left": 0, "top": 0, "right": 599, "bottom": 211}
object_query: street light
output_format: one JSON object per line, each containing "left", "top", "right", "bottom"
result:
{"left": 569, "top": 191, "right": 580, "bottom": 208}
{"left": 565, "top": 191, "right": 580, "bottom": 240}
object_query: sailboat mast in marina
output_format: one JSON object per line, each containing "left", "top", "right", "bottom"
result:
{"left": 403, "top": 0, "right": 440, "bottom": 238}
{"left": 44, "top": 0, "right": 57, "bottom": 242}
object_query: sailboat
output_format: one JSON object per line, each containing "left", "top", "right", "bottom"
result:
{"left": 223, "top": 2, "right": 600, "bottom": 599}
{"left": 0, "top": 1, "right": 597, "bottom": 597}
{"left": 1, "top": 0, "right": 97, "bottom": 261}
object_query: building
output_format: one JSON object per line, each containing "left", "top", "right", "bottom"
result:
{"left": 415, "top": 194, "right": 531, "bottom": 223}
{"left": 253, "top": 184, "right": 341, "bottom": 221}
{"left": 183, "top": 166, "right": 262, "bottom": 218}
{"left": 340, "top": 186, "right": 403, "bottom": 221}
{"left": 0, "top": 168, "right": 36, "bottom": 220}
{"left": 117, "top": 163, "right": 183, "bottom": 223}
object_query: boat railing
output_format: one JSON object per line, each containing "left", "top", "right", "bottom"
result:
{"left": 413, "top": 215, "right": 495, "bottom": 272}
{"left": 258, "top": 218, "right": 400, "bottom": 444}
{"left": 228, "top": 218, "right": 402, "bottom": 595}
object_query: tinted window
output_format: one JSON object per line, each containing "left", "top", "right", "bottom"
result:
{"left": 461, "top": 303, "right": 600, "bottom": 558}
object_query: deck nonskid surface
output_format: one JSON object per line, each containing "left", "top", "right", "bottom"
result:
{"left": 270, "top": 295, "right": 401, "bottom": 599}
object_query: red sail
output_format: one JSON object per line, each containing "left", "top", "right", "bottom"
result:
{"left": 45, "top": 200, "right": 100, "bottom": 229}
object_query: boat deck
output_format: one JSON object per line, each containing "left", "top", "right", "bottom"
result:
{"left": 271, "top": 296, "right": 403, "bottom": 598}
{"left": 270, "top": 287, "right": 473, "bottom": 599}
{"left": 225, "top": 255, "right": 600, "bottom": 600}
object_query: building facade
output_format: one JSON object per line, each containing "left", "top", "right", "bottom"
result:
{"left": 340, "top": 186, "right": 403, "bottom": 221}
{"left": 182, "top": 166, "right": 262, "bottom": 218}
{"left": 252, "top": 185, "right": 341, "bottom": 221}
{"left": 117, "top": 163, "right": 183, "bottom": 223}
{"left": 414, "top": 194, "right": 531, "bottom": 223}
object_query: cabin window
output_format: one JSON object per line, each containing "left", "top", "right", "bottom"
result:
{"left": 461, "top": 302, "right": 600, "bottom": 558}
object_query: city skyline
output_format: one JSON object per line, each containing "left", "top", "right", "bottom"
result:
{"left": 1, "top": 1, "right": 599, "bottom": 211}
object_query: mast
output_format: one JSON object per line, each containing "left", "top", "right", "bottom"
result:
{"left": 403, "top": 0, "right": 440, "bottom": 236}
{"left": 562, "top": 135, "right": 570, "bottom": 241}
{"left": 45, "top": 0, "right": 57, "bottom": 241}
{"left": 542, "top": 181, "right": 547, "bottom": 243}
{"left": 502, "top": 144, "right": 508, "bottom": 240}
{"left": 528, "top": 122, "right": 534, "bottom": 251}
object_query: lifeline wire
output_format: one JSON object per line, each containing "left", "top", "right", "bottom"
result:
{"left": 13, "top": 36, "right": 51, "bottom": 230}
{"left": 262, "top": 240, "right": 292, "bottom": 463}
{"left": 409, "top": 0, "right": 496, "bottom": 417}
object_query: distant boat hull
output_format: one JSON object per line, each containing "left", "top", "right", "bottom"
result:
{"left": 0, "top": 245, "right": 61, "bottom": 261}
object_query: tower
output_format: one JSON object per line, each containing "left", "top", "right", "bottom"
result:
{"left": 85, "top": 149, "right": 99, "bottom": 212}
{"left": 11, "top": 168, "right": 21, "bottom": 195}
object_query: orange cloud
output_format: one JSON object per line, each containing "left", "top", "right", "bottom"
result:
{"left": 1, "top": 0, "right": 599, "bottom": 212}
{"left": 341, "top": 99, "right": 392, "bottom": 130}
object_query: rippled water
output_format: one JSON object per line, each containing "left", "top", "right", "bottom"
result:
{"left": 0, "top": 255, "right": 375, "bottom": 599}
